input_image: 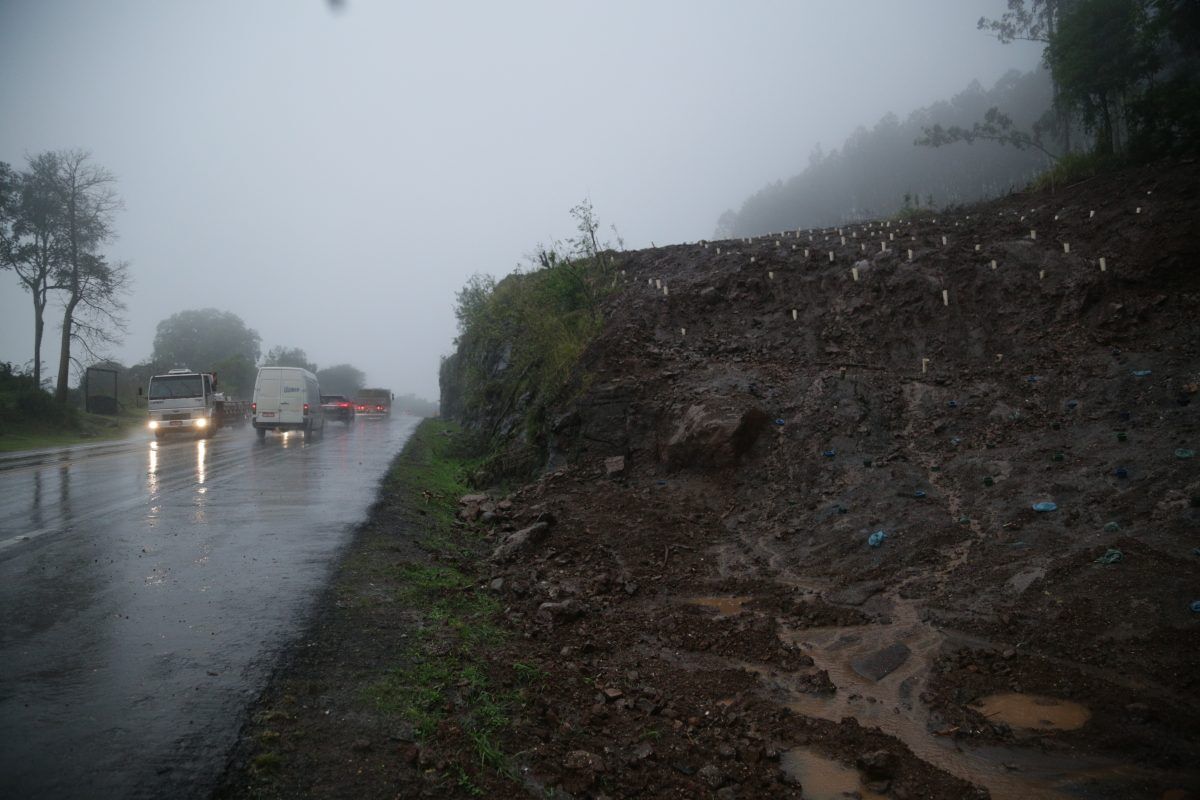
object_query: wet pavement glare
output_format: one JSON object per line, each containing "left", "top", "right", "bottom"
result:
{"left": 0, "top": 416, "right": 418, "bottom": 799}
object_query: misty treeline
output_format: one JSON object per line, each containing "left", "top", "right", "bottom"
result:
{"left": 441, "top": 201, "right": 618, "bottom": 476}
{"left": 720, "top": 0, "right": 1199, "bottom": 238}
{"left": 923, "top": 0, "right": 1200, "bottom": 173}
{"left": 0, "top": 150, "right": 129, "bottom": 402}
{"left": 127, "top": 307, "right": 370, "bottom": 400}
{"left": 716, "top": 69, "right": 1055, "bottom": 237}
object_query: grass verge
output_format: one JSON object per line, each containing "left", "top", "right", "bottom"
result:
{"left": 216, "top": 417, "right": 531, "bottom": 799}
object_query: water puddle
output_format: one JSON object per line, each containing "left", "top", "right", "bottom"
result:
{"left": 972, "top": 693, "right": 1090, "bottom": 731}
{"left": 778, "top": 748, "right": 887, "bottom": 800}
{"left": 686, "top": 596, "right": 754, "bottom": 616}
{"left": 764, "top": 595, "right": 1165, "bottom": 799}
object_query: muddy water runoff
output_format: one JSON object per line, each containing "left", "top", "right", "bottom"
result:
{"left": 697, "top": 589, "right": 1179, "bottom": 800}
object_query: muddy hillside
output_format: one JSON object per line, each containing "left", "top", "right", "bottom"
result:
{"left": 459, "top": 161, "right": 1200, "bottom": 799}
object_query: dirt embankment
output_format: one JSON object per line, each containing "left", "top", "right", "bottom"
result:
{"left": 219, "top": 161, "right": 1200, "bottom": 800}
{"left": 474, "top": 160, "right": 1200, "bottom": 799}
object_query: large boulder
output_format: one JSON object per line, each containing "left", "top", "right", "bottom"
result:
{"left": 662, "top": 404, "right": 769, "bottom": 469}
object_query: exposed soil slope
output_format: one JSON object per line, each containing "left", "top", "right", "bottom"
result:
{"left": 476, "top": 160, "right": 1200, "bottom": 799}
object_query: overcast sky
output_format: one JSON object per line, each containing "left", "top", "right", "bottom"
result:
{"left": 1, "top": 1, "right": 1041, "bottom": 399}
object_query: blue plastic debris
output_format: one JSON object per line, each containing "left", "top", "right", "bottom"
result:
{"left": 913, "top": 490, "right": 927, "bottom": 499}
{"left": 1032, "top": 501, "right": 1058, "bottom": 512}
{"left": 1094, "top": 548, "right": 1123, "bottom": 565}
{"left": 868, "top": 530, "right": 888, "bottom": 548}
{"left": 1066, "top": 400, "right": 1079, "bottom": 410}
{"left": 1176, "top": 448, "right": 1195, "bottom": 460}
{"left": 774, "top": 418, "right": 786, "bottom": 426}
{"left": 1131, "top": 369, "right": 1152, "bottom": 377}
{"left": 1114, "top": 467, "right": 1128, "bottom": 479}
{"left": 1191, "top": 547, "right": 1200, "bottom": 557}
{"left": 1026, "top": 376, "right": 1041, "bottom": 383}
{"left": 822, "top": 449, "right": 837, "bottom": 458}
{"left": 950, "top": 437, "right": 962, "bottom": 446}
{"left": 947, "top": 400, "right": 959, "bottom": 408}
{"left": 1104, "top": 521, "right": 1121, "bottom": 533}
{"left": 1191, "top": 600, "right": 1200, "bottom": 614}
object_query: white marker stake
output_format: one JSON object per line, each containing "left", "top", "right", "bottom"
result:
{"left": 716, "top": 247, "right": 721, "bottom": 255}
{"left": 1063, "top": 242, "right": 1070, "bottom": 253}
{"left": 1039, "top": 270, "right": 1045, "bottom": 280}
{"left": 768, "top": 271, "right": 774, "bottom": 280}
{"left": 648, "top": 278, "right": 653, "bottom": 287}
{"left": 1136, "top": 207, "right": 1142, "bottom": 214}
{"left": 1054, "top": 215, "right": 1059, "bottom": 221}
{"left": 881, "top": 242, "right": 886, "bottom": 252}
{"left": 750, "top": 256, "right": 755, "bottom": 263}
{"left": 655, "top": 279, "right": 661, "bottom": 289}
{"left": 829, "top": 251, "right": 835, "bottom": 262}
{"left": 792, "top": 309, "right": 798, "bottom": 320}
{"left": 860, "top": 243, "right": 865, "bottom": 252}
{"left": 681, "top": 327, "right": 686, "bottom": 336}
{"left": 792, "top": 244, "right": 796, "bottom": 250}
{"left": 663, "top": 285, "right": 669, "bottom": 296}
{"left": 990, "top": 260, "right": 997, "bottom": 270}
{"left": 851, "top": 267, "right": 859, "bottom": 282}
{"left": 941, "top": 236, "right": 947, "bottom": 245}
{"left": 1090, "top": 210, "right": 1095, "bottom": 218}
{"left": 922, "top": 357, "right": 930, "bottom": 374}
{"left": 907, "top": 249, "right": 913, "bottom": 262}
{"left": 974, "top": 244, "right": 981, "bottom": 251}
{"left": 1030, "top": 230, "right": 1037, "bottom": 240}
{"left": 1099, "top": 257, "right": 1107, "bottom": 272}
{"left": 804, "top": 248, "right": 809, "bottom": 257}
{"left": 942, "top": 289, "right": 949, "bottom": 306}
{"left": 889, "top": 233, "right": 894, "bottom": 241}
{"left": 841, "top": 236, "right": 846, "bottom": 245}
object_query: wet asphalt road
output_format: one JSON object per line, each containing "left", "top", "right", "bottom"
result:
{"left": 0, "top": 415, "right": 418, "bottom": 799}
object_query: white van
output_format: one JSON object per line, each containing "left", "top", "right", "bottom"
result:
{"left": 251, "top": 367, "right": 325, "bottom": 439}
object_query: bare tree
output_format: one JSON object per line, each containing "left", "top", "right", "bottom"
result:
{"left": 46, "top": 150, "right": 127, "bottom": 402}
{"left": 1, "top": 154, "right": 71, "bottom": 389}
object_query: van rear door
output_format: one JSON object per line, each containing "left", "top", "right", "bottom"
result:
{"left": 278, "top": 372, "right": 306, "bottom": 424}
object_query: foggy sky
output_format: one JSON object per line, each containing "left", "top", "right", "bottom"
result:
{"left": 1, "top": 1, "right": 1041, "bottom": 399}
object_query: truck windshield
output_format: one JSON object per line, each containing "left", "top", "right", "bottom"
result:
{"left": 149, "top": 375, "right": 203, "bottom": 399}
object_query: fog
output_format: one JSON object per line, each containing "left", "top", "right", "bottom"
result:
{"left": 0, "top": 1, "right": 1040, "bottom": 400}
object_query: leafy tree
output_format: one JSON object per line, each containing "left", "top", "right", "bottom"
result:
{"left": 152, "top": 309, "right": 262, "bottom": 380}
{"left": 316, "top": 363, "right": 365, "bottom": 396}
{"left": 262, "top": 346, "right": 316, "bottom": 373}
{"left": 917, "top": 105, "right": 1060, "bottom": 160}
{"left": 1052, "top": 0, "right": 1161, "bottom": 155}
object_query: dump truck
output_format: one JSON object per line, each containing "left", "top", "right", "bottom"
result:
{"left": 146, "top": 368, "right": 251, "bottom": 439}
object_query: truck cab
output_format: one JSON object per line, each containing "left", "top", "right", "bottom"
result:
{"left": 147, "top": 369, "right": 216, "bottom": 439}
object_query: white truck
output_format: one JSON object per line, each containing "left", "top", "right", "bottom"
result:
{"left": 146, "top": 368, "right": 251, "bottom": 439}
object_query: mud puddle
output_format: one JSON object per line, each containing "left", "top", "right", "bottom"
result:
{"left": 765, "top": 593, "right": 1158, "bottom": 800}
{"left": 972, "top": 693, "right": 1091, "bottom": 731}
{"left": 778, "top": 748, "right": 887, "bottom": 800}
{"left": 686, "top": 595, "right": 755, "bottom": 616}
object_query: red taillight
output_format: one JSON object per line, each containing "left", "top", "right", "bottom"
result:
{"left": 376, "top": 405, "right": 383, "bottom": 411}
{"left": 251, "top": 402, "right": 256, "bottom": 412}
{"left": 303, "top": 403, "right": 309, "bottom": 413}
{"left": 339, "top": 402, "right": 349, "bottom": 407}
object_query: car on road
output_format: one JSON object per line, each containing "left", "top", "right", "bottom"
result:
{"left": 320, "top": 394, "right": 356, "bottom": 424}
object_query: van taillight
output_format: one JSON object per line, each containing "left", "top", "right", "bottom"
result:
{"left": 303, "top": 403, "right": 309, "bottom": 413}
{"left": 251, "top": 402, "right": 256, "bottom": 412}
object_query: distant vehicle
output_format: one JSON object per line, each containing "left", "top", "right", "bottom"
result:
{"left": 320, "top": 394, "right": 355, "bottom": 425}
{"left": 252, "top": 367, "right": 325, "bottom": 440}
{"left": 354, "top": 388, "right": 393, "bottom": 417}
{"left": 146, "top": 368, "right": 250, "bottom": 439}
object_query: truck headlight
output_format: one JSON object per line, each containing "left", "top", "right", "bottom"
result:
{"left": 148, "top": 420, "right": 158, "bottom": 430}
{"left": 195, "top": 417, "right": 208, "bottom": 428}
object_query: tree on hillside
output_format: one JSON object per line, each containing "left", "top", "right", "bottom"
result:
{"left": 1047, "top": 0, "right": 1155, "bottom": 155}
{"left": 46, "top": 150, "right": 129, "bottom": 402}
{"left": 316, "top": 363, "right": 365, "bottom": 396}
{"left": 152, "top": 308, "right": 261, "bottom": 376}
{"left": 262, "top": 346, "right": 316, "bottom": 373}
